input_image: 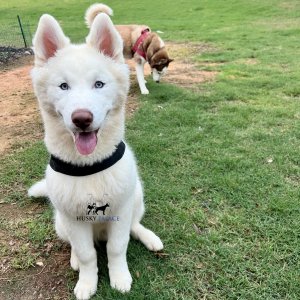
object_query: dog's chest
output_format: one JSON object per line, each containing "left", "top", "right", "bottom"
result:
{"left": 46, "top": 164, "right": 135, "bottom": 217}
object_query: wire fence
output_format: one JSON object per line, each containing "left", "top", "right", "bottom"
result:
{"left": 0, "top": 15, "right": 34, "bottom": 65}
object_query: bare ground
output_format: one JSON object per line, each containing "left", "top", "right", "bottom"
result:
{"left": 0, "top": 201, "right": 71, "bottom": 300}
{"left": 0, "top": 56, "right": 43, "bottom": 154}
{"left": 0, "top": 42, "right": 217, "bottom": 299}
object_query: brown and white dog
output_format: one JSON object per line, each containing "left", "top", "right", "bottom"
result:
{"left": 85, "top": 3, "right": 173, "bottom": 94}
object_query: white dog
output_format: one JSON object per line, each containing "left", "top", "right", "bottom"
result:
{"left": 28, "top": 12, "right": 163, "bottom": 300}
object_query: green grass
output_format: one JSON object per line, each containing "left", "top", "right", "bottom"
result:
{"left": 1, "top": 0, "right": 300, "bottom": 299}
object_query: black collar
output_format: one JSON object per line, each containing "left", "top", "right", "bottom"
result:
{"left": 49, "top": 141, "right": 125, "bottom": 176}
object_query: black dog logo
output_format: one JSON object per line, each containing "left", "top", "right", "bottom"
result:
{"left": 94, "top": 203, "right": 110, "bottom": 215}
{"left": 87, "top": 203, "right": 96, "bottom": 215}
{"left": 86, "top": 202, "right": 110, "bottom": 215}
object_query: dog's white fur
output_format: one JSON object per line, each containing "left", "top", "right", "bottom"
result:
{"left": 29, "top": 12, "right": 163, "bottom": 300}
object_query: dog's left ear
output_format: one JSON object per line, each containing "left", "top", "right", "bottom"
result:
{"left": 86, "top": 13, "right": 123, "bottom": 63}
{"left": 168, "top": 58, "right": 174, "bottom": 63}
{"left": 33, "top": 14, "right": 70, "bottom": 66}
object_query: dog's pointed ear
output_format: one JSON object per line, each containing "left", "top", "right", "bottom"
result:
{"left": 168, "top": 58, "right": 174, "bottom": 63}
{"left": 33, "top": 14, "right": 70, "bottom": 66}
{"left": 86, "top": 13, "right": 123, "bottom": 62}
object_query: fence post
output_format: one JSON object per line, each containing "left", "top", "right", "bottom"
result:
{"left": 17, "top": 15, "right": 27, "bottom": 48}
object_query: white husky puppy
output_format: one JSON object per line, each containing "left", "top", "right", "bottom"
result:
{"left": 28, "top": 12, "right": 163, "bottom": 300}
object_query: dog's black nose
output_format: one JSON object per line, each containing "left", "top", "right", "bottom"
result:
{"left": 71, "top": 109, "right": 93, "bottom": 130}
{"left": 156, "top": 80, "right": 160, "bottom": 83}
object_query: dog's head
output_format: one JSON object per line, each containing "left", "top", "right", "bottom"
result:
{"left": 32, "top": 13, "right": 129, "bottom": 157}
{"left": 144, "top": 34, "right": 173, "bottom": 83}
{"left": 150, "top": 51, "right": 173, "bottom": 83}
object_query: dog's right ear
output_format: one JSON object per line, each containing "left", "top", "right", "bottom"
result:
{"left": 86, "top": 13, "right": 124, "bottom": 63}
{"left": 33, "top": 14, "right": 70, "bottom": 66}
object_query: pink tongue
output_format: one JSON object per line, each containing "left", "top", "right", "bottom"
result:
{"left": 74, "top": 131, "right": 97, "bottom": 155}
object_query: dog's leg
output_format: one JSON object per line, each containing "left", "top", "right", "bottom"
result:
{"left": 55, "top": 211, "right": 69, "bottom": 242}
{"left": 135, "top": 58, "right": 149, "bottom": 95}
{"left": 107, "top": 206, "right": 132, "bottom": 293}
{"left": 70, "top": 248, "right": 80, "bottom": 271}
{"left": 73, "top": 228, "right": 98, "bottom": 300}
{"left": 57, "top": 214, "right": 98, "bottom": 300}
{"left": 130, "top": 179, "right": 163, "bottom": 251}
{"left": 131, "top": 223, "right": 163, "bottom": 251}
{"left": 55, "top": 212, "right": 79, "bottom": 270}
{"left": 28, "top": 178, "right": 47, "bottom": 198}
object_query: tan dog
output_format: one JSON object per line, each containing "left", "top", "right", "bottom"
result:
{"left": 85, "top": 3, "right": 173, "bottom": 94}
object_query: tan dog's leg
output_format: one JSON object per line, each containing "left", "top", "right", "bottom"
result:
{"left": 134, "top": 57, "right": 149, "bottom": 94}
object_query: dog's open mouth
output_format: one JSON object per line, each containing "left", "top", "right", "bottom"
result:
{"left": 74, "top": 130, "right": 98, "bottom": 155}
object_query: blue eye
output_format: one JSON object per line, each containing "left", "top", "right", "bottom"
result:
{"left": 94, "top": 81, "right": 105, "bottom": 88}
{"left": 59, "top": 83, "right": 69, "bottom": 90}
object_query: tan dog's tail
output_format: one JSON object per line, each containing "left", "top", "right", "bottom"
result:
{"left": 85, "top": 3, "right": 113, "bottom": 28}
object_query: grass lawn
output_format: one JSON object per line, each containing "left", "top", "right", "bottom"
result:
{"left": 0, "top": 0, "right": 300, "bottom": 299}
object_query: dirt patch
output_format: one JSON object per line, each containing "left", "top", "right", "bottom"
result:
{"left": 126, "top": 41, "right": 218, "bottom": 90}
{"left": 0, "top": 56, "right": 43, "bottom": 154}
{"left": 165, "top": 42, "right": 217, "bottom": 88}
{"left": 0, "top": 202, "right": 71, "bottom": 300}
{"left": 1, "top": 257, "right": 70, "bottom": 300}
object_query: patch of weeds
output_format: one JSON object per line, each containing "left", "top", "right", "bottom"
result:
{"left": 26, "top": 208, "right": 55, "bottom": 247}
{"left": 10, "top": 244, "right": 40, "bottom": 269}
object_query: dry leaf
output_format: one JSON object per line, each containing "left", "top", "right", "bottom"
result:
{"left": 196, "top": 263, "right": 204, "bottom": 269}
{"left": 154, "top": 252, "right": 169, "bottom": 258}
{"left": 193, "top": 223, "right": 202, "bottom": 235}
{"left": 8, "top": 240, "right": 15, "bottom": 246}
{"left": 36, "top": 261, "right": 44, "bottom": 267}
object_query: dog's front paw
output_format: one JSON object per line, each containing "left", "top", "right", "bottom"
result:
{"left": 141, "top": 88, "right": 149, "bottom": 95}
{"left": 74, "top": 277, "right": 97, "bottom": 300}
{"left": 109, "top": 269, "right": 132, "bottom": 293}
